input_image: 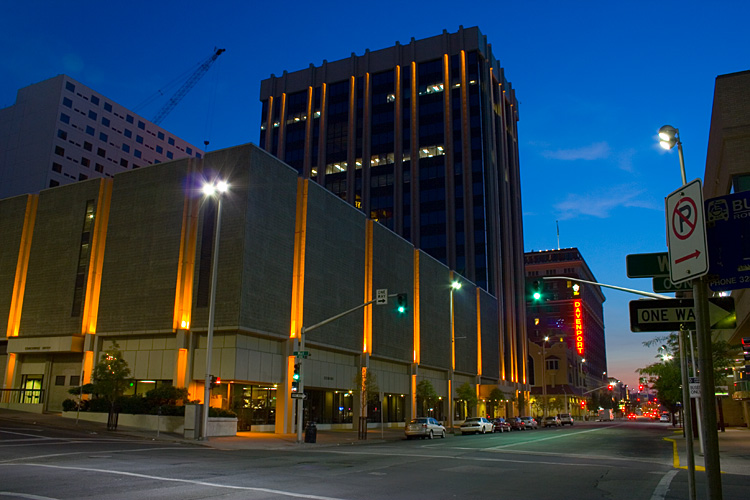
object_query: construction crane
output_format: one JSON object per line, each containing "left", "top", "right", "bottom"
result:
{"left": 151, "top": 48, "right": 225, "bottom": 125}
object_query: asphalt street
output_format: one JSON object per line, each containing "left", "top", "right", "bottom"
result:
{"left": 1, "top": 413, "right": 748, "bottom": 499}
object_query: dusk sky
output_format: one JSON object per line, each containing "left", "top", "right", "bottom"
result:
{"left": 3, "top": 1, "right": 748, "bottom": 390}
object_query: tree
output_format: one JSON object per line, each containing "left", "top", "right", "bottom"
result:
{"left": 416, "top": 379, "right": 438, "bottom": 417}
{"left": 91, "top": 342, "right": 131, "bottom": 406}
{"left": 352, "top": 368, "right": 380, "bottom": 427}
{"left": 638, "top": 332, "right": 738, "bottom": 417}
{"left": 486, "top": 388, "right": 507, "bottom": 417}
{"left": 456, "top": 382, "right": 478, "bottom": 418}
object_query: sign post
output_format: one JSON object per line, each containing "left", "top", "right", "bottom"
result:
{"left": 665, "top": 179, "right": 709, "bottom": 284}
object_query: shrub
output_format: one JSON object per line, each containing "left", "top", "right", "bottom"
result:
{"left": 145, "top": 385, "right": 188, "bottom": 407}
{"left": 209, "top": 407, "right": 237, "bottom": 418}
{"left": 116, "top": 395, "right": 148, "bottom": 414}
{"left": 62, "top": 399, "right": 78, "bottom": 412}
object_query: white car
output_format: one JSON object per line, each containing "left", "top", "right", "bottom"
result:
{"left": 660, "top": 413, "right": 671, "bottom": 422}
{"left": 405, "top": 417, "right": 446, "bottom": 439}
{"left": 458, "top": 417, "right": 494, "bottom": 435}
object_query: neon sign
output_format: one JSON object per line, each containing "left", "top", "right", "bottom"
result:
{"left": 574, "top": 300, "right": 584, "bottom": 355}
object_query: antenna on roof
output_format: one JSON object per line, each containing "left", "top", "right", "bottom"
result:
{"left": 556, "top": 220, "right": 560, "bottom": 250}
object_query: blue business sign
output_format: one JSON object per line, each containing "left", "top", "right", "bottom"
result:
{"left": 705, "top": 191, "right": 750, "bottom": 291}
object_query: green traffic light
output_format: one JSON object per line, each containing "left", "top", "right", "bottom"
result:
{"left": 396, "top": 293, "right": 407, "bottom": 314}
{"left": 533, "top": 291, "right": 541, "bottom": 300}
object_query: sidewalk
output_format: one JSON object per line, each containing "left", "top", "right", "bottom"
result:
{"left": 0, "top": 409, "right": 407, "bottom": 450}
{"left": 666, "top": 426, "right": 750, "bottom": 476}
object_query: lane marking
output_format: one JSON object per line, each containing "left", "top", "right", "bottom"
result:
{"left": 662, "top": 438, "right": 706, "bottom": 471}
{"left": 486, "top": 425, "right": 612, "bottom": 449}
{"left": 650, "top": 469, "right": 678, "bottom": 500}
{"left": 0, "top": 446, "right": 199, "bottom": 464}
{"left": 317, "top": 449, "right": 661, "bottom": 470}
{"left": 0, "top": 493, "right": 60, "bottom": 500}
{"left": 0, "top": 463, "right": 349, "bottom": 500}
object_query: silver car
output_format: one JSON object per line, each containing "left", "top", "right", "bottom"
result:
{"left": 458, "top": 417, "right": 494, "bottom": 435}
{"left": 405, "top": 417, "right": 446, "bottom": 439}
{"left": 519, "top": 416, "right": 538, "bottom": 429}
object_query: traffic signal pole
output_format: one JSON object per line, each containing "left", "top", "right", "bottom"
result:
{"left": 295, "top": 292, "right": 406, "bottom": 444}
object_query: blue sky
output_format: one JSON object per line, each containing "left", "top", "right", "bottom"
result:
{"left": 3, "top": 1, "right": 748, "bottom": 390}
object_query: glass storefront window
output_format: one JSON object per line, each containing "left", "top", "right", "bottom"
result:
{"left": 231, "top": 384, "right": 277, "bottom": 431}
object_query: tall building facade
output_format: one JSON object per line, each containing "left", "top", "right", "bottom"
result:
{"left": 1, "top": 143, "right": 519, "bottom": 433}
{"left": 703, "top": 69, "right": 750, "bottom": 426}
{"left": 259, "top": 26, "right": 527, "bottom": 386}
{"left": 0, "top": 75, "right": 203, "bottom": 199}
{"left": 524, "top": 248, "right": 607, "bottom": 392}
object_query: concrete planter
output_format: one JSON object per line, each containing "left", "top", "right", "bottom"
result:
{"left": 183, "top": 404, "right": 237, "bottom": 439}
{"left": 62, "top": 411, "right": 184, "bottom": 433}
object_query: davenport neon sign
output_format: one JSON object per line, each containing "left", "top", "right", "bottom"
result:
{"left": 574, "top": 300, "right": 584, "bottom": 355}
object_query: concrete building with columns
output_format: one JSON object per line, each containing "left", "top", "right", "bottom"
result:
{"left": 1, "top": 143, "right": 522, "bottom": 433}
{"left": 258, "top": 26, "right": 528, "bottom": 395}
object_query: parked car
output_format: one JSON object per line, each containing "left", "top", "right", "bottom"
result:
{"left": 508, "top": 417, "right": 526, "bottom": 431}
{"left": 520, "top": 416, "right": 538, "bottom": 429}
{"left": 660, "top": 413, "right": 671, "bottom": 423}
{"left": 493, "top": 418, "right": 511, "bottom": 433}
{"left": 459, "top": 417, "right": 494, "bottom": 435}
{"left": 558, "top": 413, "right": 574, "bottom": 426}
{"left": 543, "top": 416, "right": 562, "bottom": 427}
{"left": 405, "top": 417, "right": 446, "bottom": 439}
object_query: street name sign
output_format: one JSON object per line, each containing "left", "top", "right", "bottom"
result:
{"left": 291, "top": 393, "right": 307, "bottom": 399}
{"left": 705, "top": 191, "right": 750, "bottom": 291}
{"left": 626, "top": 252, "right": 670, "bottom": 278}
{"left": 629, "top": 297, "right": 735, "bottom": 332}
{"left": 665, "top": 179, "right": 709, "bottom": 284}
{"left": 652, "top": 275, "right": 693, "bottom": 293}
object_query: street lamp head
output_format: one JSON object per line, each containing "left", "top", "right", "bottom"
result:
{"left": 202, "top": 179, "right": 229, "bottom": 197}
{"left": 451, "top": 280, "right": 462, "bottom": 290}
{"left": 658, "top": 125, "right": 679, "bottom": 150}
{"left": 543, "top": 336, "right": 549, "bottom": 342}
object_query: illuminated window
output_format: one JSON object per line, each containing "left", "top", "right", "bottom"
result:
{"left": 71, "top": 200, "right": 96, "bottom": 317}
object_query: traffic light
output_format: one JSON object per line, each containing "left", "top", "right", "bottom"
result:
{"left": 580, "top": 401, "right": 586, "bottom": 409}
{"left": 638, "top": 384, "right": 644, "bottom": 392}
{"left": 209, "top": 375, "right": 221, "bottom": 389}
{"left": 292, "top": 363, "right": 300, "bottom": 392}
{"left": 608, "top": 384, "right": 614, "bottom": 391}
{"left": 396, "top": 293, "right": 407, "bottom": 314}
{"left": 532, "top": 281, "right": 542, "bottom": 301}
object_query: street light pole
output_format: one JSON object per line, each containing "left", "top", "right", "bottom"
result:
{"left": 541, "top": 337, "right": 548, "bottom": 418}
{"left": 659, "top": 124, "right": 721, "bottom": 499}
{"left": 201, "top": 179, "right": 228, "bottom": 441}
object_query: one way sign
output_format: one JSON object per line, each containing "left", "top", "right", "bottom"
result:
{"left": 629, "top": 297, "right": 736, "bottom": 332}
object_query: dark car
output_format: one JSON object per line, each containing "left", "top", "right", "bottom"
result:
{"left": 493, "top": 418, "right": 511, "bottom": 433}
{"left": 509, "top": 417, "right": 526, "bottom": 431}
{"left": 543, "top": 416, "right": 562, "bottom": 427}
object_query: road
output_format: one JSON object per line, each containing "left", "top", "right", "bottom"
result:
{"left": 0, "top": 417, "right": 747, "bottom": 499}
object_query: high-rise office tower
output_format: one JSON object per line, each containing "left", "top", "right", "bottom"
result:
{"left": 524, "top": 248, "right": 607, "bottom": 390}
{"left": 0, "top": 75, "right": 203, "bottom": 200}
{"left": 259, "top": 27, "right": 527, "bottom": 380}
{"left": 259, "top": 26, "right": 522, "bottom": 293}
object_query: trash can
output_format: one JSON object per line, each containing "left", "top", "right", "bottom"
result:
{"left": 305, "top": 421, "right": 317, "bottom": 443}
